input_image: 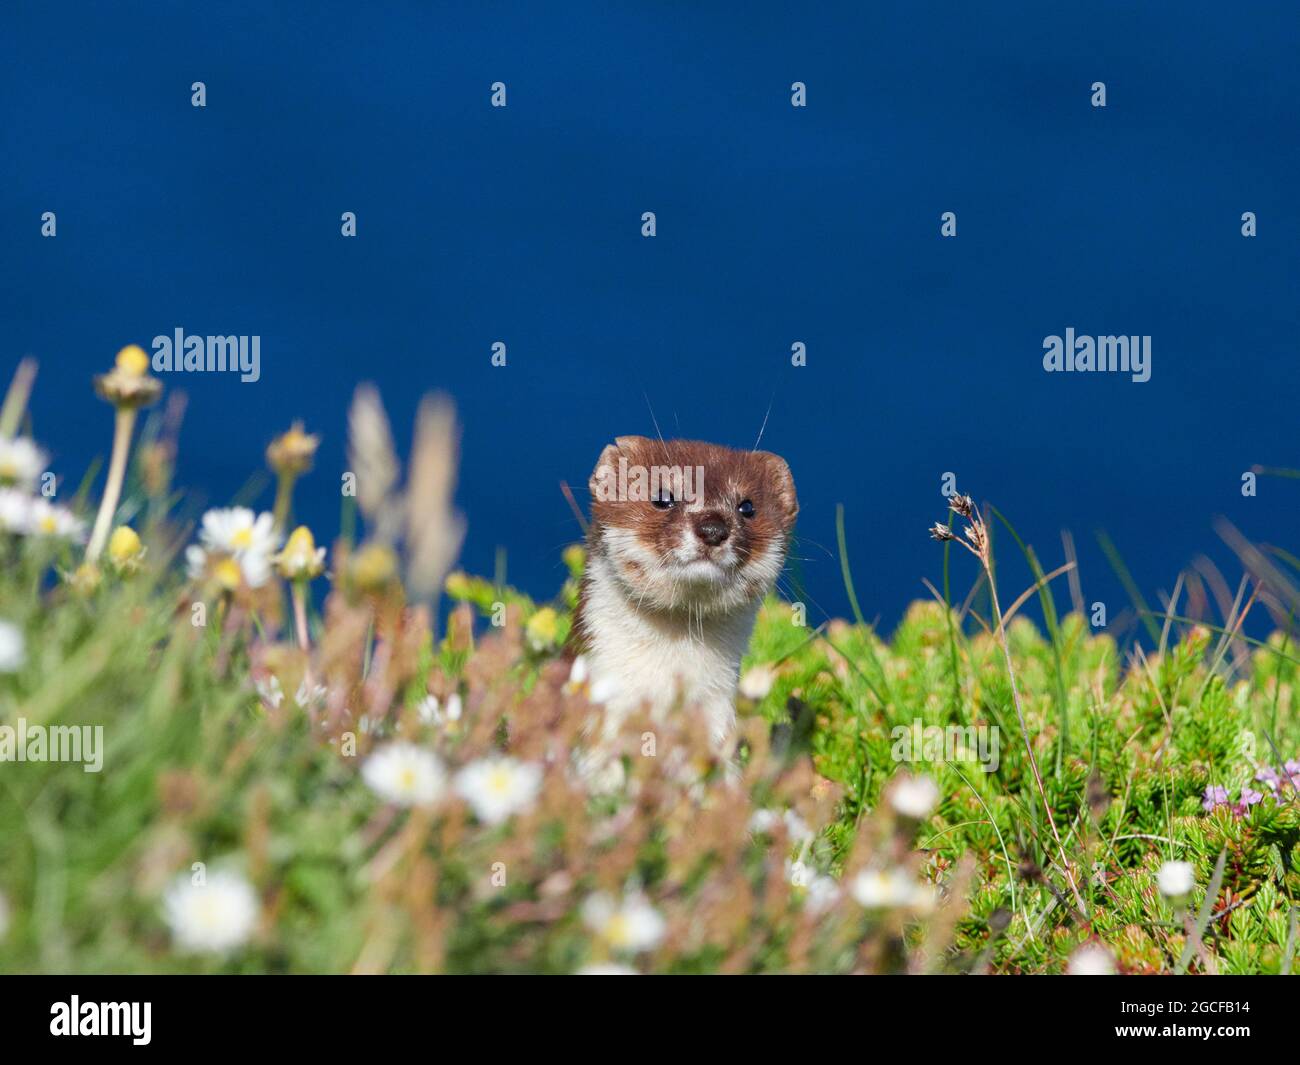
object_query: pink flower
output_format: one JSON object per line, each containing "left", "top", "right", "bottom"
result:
{"left": 1202, "top": 785, "right": 1230, "bottom": 812}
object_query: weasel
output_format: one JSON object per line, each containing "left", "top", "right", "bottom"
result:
{"left": 571, "top": 435, "right": 798, "bottom": 749}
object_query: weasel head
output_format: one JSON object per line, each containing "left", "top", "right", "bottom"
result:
{"left": 586, "top": 436, "right": 798, "bottom": 616}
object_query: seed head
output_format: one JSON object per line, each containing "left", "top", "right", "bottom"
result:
{"left": 266, "top": 421, "right": 320, "bottom": 477}
{"left": 949, "top": 493, "right": 974, "bottom": 518}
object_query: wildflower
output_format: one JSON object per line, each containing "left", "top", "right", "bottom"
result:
{"left": 186, "top": 545, "right": 272, "bottom": 590}
{"left": 361, "top": 742, "right": 446, "bottom": 807}
{"left": 1157, "top": 860, "right": 1194, "bottom": 899}
{"left": 0, "top": 619, "right": 25, "bottom": 672}
{"left": 890, "top": 774, "right": 940, "bottom": 819}
{"left": 255, "top": 675, "right": 285, "bottom": 710}
{"left": 738, "top": 663, "right": 776, "bottom": 700}
{"left": 581, "top": 892, "right": 666, "bottom": 954}
{"left": 93, "top": 344, "right": 162, "bottom": 409}
{"left": 1201, "top": 784, "right": 1230, "bottom": 812}
{"left": 265, "top": 421, "right": 319, "bottom": 477}
{"left": 0, "top": 436, "right": 47, "bottom": 489}
{"left": 1257, "top": 761, "right": 1300, "bottom": 792}
{"left": 929, "top": 523, "right": 955, "bottom": 542}
{"left": 0, "top": 488, "right": 29, "bottom": 533}
{"left": 574, "top": 962, "right": 639, "bottom": 976}
{"left": 1067, "top": 942, "right": 1116, "bottom": 976}
{"left": 25, "top": 498, "right": 86, "bottom": 541}
{"left": 416, "top": 692, "right": 462, "bottom": 727}
{"left": 65, "top": 562, "right": 102, "bottom": 595}
{"left": 273, "top": 525, "right": 326, "bottom": 581}
{"left": 443, "top": 571, "right": 473, "bottom": 599}
{"left": 562, "top": 543, "right": 586, "bottom": 575}
{"left": 1235, "top": 787, "right": 1265, "bottom": 814}
{"left": 786, "top": 860, "right": 839, "bottom": 913}
{"left": 199, "top": 507, "right": 278, "bottom": 559}
{"left": 749, "top": 808, "right": 814, "bottom": 846}
{"left": 525, "top": 607, "right": 561, "bottom": 652}
{"left": 294, "top": 680, "right": 328, "bottom": 711}
{"left": 454, "top": 756, "right": 544, "bottom": 824}
{"left": 106, "top": 525, "right": 145, "bottom": 574}
{"left": 163, "top": 870, "right": 259, "bottom": 954}
{"left": 849, "top": 867, "right": 936, "bottom": 913}
{"left": 349, "top": 542, "right": 398, "bottom": 593}
{"left": 86, "top": 346, "right": 161, "bottom": 562}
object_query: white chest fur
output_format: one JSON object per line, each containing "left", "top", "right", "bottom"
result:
{"left": 581, "top": 553, "right": 758, "bottom": 747}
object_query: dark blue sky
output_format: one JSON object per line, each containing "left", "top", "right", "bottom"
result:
{"left": 2, "top": 2, "right": 1296, "bottom": 637}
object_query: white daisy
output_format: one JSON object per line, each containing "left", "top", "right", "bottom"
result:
{"left": 163, "top": 870, "right": 259, "bottom": 954}
{"left": 255, "top": 675, "right": 284, "bottom": 709}
{"left": 24, "top": 498, "right": 86, "bottom": 541}
{"left": 186, "top": 544, "right": 273, "bottom": 589}
{"left": 199, "top": 507, "right": 279, "bottom": 558}
{"left": 581, "top": 892, "right": 666, "bottom": 954}
{"left": 0, "top": 619, "right": 25, "bottom": 673}
{"left": 417, "top": 692, "right": 463, "bottom": 727}
{"left": 738, "top": 664, "right": 776, "bottom": 700}
{"left": 1067, "top": 942, "right": 1116, "bottom": 975}
{"left": 749, "top": 808, "right": 814, "bottom": 846}
{"left": 574, "top": 962, "right": 640, "bottom": 975}
{"left": 455, "top": 756, "right": 543, "bottom": 824}
{"left": 294, "top": 680, "right": 328, "bottom": 710}
{"left": 890, "top": 774, "right": 940, "bottom": 819}
{"left": 0, "top": 488, "right": 29, "bottom": 533}
{"left": 1157, "top": 860, "right": 1194, "bottom": 899}
{"left": 0, "top": 436, "right": 48, "bottom": 490}
{"left": 362, "top": 742, "right": 446, "bottom": 807}
{"left": 785, "top": 861, "right": 839, "bottom": 913}
{"left": 849, "top": 867, "right": 936, "bottom": 913}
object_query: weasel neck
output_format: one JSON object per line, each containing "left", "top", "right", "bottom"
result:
{"left": 577, "top": 553, "right": 759, "bottom": 743}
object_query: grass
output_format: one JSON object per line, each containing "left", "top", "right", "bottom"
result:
{"left": 0, "top": 353, "right": 1297, "bottom": 974}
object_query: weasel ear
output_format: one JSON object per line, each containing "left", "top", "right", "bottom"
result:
{"left": 589, "top": 442, "right": 624, "bottom": 499}
{"left": 590, "top": 436, "right": 654, "bottom": 498}
{"left": 755, "top": 451, "right": 798, "bottom": 524}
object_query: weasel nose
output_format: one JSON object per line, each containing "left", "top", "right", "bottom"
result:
{"left": 695, "top": 514, "right": 730, "bottom": 547}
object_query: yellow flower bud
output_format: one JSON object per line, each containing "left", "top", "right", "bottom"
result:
{"left": 106, "top": 525, "right": 145, "bottom": 574}
{"left": 350, "top": 543, "right": 397, "bottom": 593}
{"left": 115, "top": 345, "right": 150, "bottom": 376}
{"left": 526, "top": 607, "right": 560, "bottom": 652}
{"left": 562, "top": 543, "right": 586, "bottom": 577}
{"left": 444, "top": 571, "right": 473, "bottom": 599}
{"left": 274, "top": 525, "right": 325, "bottom": 580}
{"left": 95, "top": 344, "right": 162, "bottom": 409}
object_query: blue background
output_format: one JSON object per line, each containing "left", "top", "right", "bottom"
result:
{"left": 2, "top": 2, "right": 1295, "bottom": 637}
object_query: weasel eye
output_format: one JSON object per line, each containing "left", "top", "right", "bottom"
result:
{"left": 652, "top": 491, "right": 675, "bottom": 510}
{"left": 737, "top": 499, "right": 755, "bottom": 518}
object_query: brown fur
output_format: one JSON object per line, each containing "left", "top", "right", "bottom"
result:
{"left": 570, "top": 436, "right": 797, "bottom": 651}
